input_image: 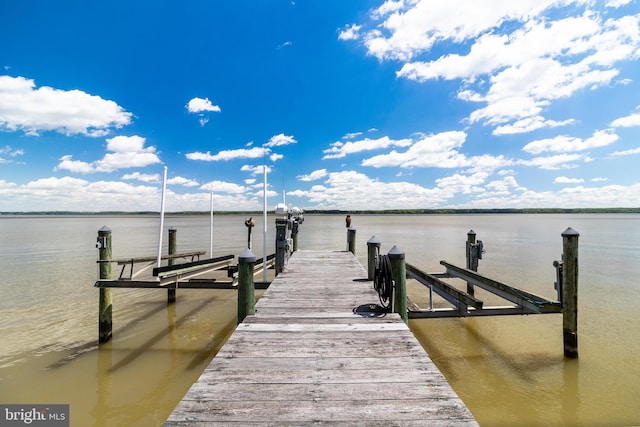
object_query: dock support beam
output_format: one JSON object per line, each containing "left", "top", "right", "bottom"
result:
{"left": 347, "top": 227, "right": 356, "bottom": 255}
{"left": 168, "top": 227, "right": 177, "bottom": 303}
{"left": 238, "top": 249, "right": 256, "bottom": 324}
{"left": 367, "top": 236, "right": 381, "bottom": 281}
{"left": 389, "top": 246, "right": 407, "bottom": 324}
{"left": 97, "top": 226, "right": 113, "bottom": 344}
{"left": 562, "top": 227, "right": 579, "bottom": 358}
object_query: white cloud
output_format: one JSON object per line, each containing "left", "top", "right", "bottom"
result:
{"left": 122, "top": 172, "right": 161, "bottom": 183}
{"left": 270, "top": 153, "right": 284, "bottom": 162}
{"left": 186, "top": 97, "right": 221, "bottom": 113}
{"left": 522, "top": 130, "right": 619, "bottom": 154}
{"left": 241, "top": 164, "right": 272, "bottom": 175}
{"left": 186, "top": 147, "right": 268, "bottom": 161}
{"left": 0, "top": 75, "right": 131, "bottom": 137}
{"left": 323, "top": 135, "right": 413, "bottom": 159}
{"left": 338, "top": 24, "right": 361, "bottom": 41}
{"left": 290, "top": 170, "right": 450, "bottom": 210}
{"left": 554, "top": 176, "right": 585, "bottom": 184}
{"left": 167, "top": 176, "right": 199, "bottom": 187}
{"left": 360, "top": 131, "right": 468, "bottom": 168}
{"left": 265, "top": 133, "right": 297, "bottom": 147}
{"left": 344, "top": 2, "right": 640, "bottom": 135}
{"left": 521, "top": 153, "right": 586, "bottom": 170}
{"left": 0, "top": 145, "right": 24, "bottom": 163}
{"left": 55, "top": 135, "right": 161, "bottom": 173}
{"left": 610, "top": 112, "right": 640, "bottom": 128}
{"left": 297, "top": 169, "right": 328, "bottom": 181}
{"left": 609, "top": 147, "right": 640, "bottom": 157}
{"left": 200, "top": 180, "right": 246, "bottom": 194}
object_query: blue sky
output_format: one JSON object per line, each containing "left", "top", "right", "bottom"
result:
{"left": 1, "top": 0, "right": 639, "bottom": 212}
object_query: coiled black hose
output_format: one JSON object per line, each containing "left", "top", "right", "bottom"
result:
{"left": 373, "top": 254, "right": 393, "bottom": 310}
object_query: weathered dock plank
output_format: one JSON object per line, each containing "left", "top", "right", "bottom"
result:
{"left": 165, "top": 250, "right": 478, "bottom": 426}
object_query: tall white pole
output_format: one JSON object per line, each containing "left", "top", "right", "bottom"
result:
{"left": 210, "top": 192, "right": 214, "bottom": 258}
{"left": 263, "top": 165, "right": 268, "bottom": 282}
{"left": 156, "top": 165, "right": 168, "bottom": 268}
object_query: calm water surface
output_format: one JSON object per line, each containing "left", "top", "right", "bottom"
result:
{"left": 0, "top": 214, "right": 639, "bottom": 426}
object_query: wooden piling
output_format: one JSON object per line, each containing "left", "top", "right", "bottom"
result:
{"left": 466, "top": 230, "right": 477, "bottom": 296}
{"left": 275, "top": 218, "right": 288, "bottom": 274}
{"left": 347, "top": 227, "right": 356, "bottom": 255}
{"left": 168, "top": 227, "right": 177, "bottom": 303}
{"left": 389, "top": 245, "right": 407, "bottom": 324}
{"left": 237, "top": 248, "right": 256, "bottom": 324}
{"left": 97, "top": 226, "right": 112, "bottom": 344}
{"left": 367, "top": 235, "right": 381, "bottom": 281}
{"left": 561, "top": 227, "right": 579, "bottom": 358}
{"left": 292, "top": 218, "right": 299, "bottom": 252}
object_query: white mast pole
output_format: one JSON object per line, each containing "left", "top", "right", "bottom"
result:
{"left": 263, "top": 164, "right": 268, "bottom": 283}
{"left": 156, "top": 165, "right": 168, "bottom": 268}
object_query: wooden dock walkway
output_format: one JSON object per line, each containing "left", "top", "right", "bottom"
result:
{"left": 164, "top": 250, "right": 478, "bottom": 426}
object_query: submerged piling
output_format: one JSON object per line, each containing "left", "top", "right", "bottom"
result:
{"left": 97, "top": 226, "right": 112, "bottom": 344}
{"left": 168, "top": 227, "right": 177, "bottom": 303}
{"left": 561, "top": 227, "right": 579, "bottom": 358}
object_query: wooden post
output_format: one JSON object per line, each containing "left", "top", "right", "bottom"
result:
{"left": 237, "top": 248, "right": 256, "bottom": 324}
{"left": 389, "top": 245, "right": 407, "bottom": 324}
{"left": 275, "top": 218, "right": 288, "bottom": 274}
{"left": 97, "top": 226, "right": 112, "bottom": 344}
{"left": 292, "top": 218, "right": 299, "bottom": 252}
{"left": 562, "top": 227, "right": 579, "bottom": 358}
{"left": 168, "top": 227, "right": 177, "bottom": 303}
{"left": 466, "top": 230, "right": 476, "bottom": 296}
{"left": 367, "top": 235, "right": 381, "bottom": 280}
{"left": 347, "top": 227, "right": 356, "bottom": 255}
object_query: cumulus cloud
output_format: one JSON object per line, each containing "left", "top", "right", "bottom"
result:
{"left": 360, "top": 131, "right": 469, "bottom": 168}
{"left": 289, "top": 170, "right": 450, "bottom": 210}
{"left": 555, "top": 176, "right": 585, "bottom": 184}
{"left": 610, "top": 112, "right": 640, "bottom": 128}
{"left": 55, "top": 135, "right": 161, "bottom": 173}
{"left": 342, "top": 1, "right": 640, "bottom": 135}
{"left": 122, "top": 172, "right": 161, "bottom": 183}
{"left": 265, "top": 133, "right": 297, "bottom": 147}
{"left": 186, "top": 147, "right": 268, "bottom": 161}
{"left": 200, "top": 180, "right": 247, "bottom": 193}
{"left": 186, "top": 97, "right": 221, "bottom": 113}
{"left": 323, "top": 136, "right": 413, "bottom": 159}
{"left": 0, "top": 75, "right": 131, "bottom": 137}
{"left": 297, "top": 169, "right": 328, "bottom": 181}
{"left": 186, "top": 97, "right": 221, "bottom": 126}
{"left": 522, "top": 130, "right": 619, "bottom": 154}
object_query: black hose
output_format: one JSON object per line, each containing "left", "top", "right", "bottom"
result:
{"left": 373, "top": 254, "right": 393, "bottom": 310}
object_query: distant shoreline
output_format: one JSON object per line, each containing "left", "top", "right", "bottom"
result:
{"left": 1, "top": 208, "right": 639, "bottom": 215}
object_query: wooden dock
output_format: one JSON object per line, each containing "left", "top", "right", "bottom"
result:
{"left": 164, "top": 250, "right": 478, "bottom": 426}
